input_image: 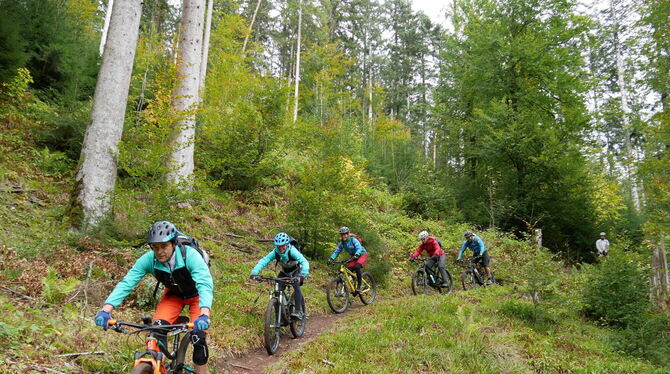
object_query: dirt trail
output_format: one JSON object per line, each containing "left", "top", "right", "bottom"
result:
{"left": 216, "top": 305, "right": 362, "bottom": 374}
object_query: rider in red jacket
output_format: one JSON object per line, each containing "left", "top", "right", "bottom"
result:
{"left": 411, "top": 231, "right": 449, "bottom": 287}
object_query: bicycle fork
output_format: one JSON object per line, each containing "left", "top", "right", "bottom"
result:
{"left": 133, "top": 335, "right": 166, "bottom": 373}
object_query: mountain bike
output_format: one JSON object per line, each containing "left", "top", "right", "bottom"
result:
{"left": 326, "top": 260, "right": 376, "bottom": 313}
{"left": 459, "top": 255, "right": 496, "bottom": 290}
{"left": 107, "top": 316, "right": 196, "bottom": 373}
{"left": 256, "top": 276, "right": 307, "bottom": 355}
{"left": 410, "top": 257, "right": 453, "bottom": 295}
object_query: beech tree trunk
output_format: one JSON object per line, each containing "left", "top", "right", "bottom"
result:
{"left": 75, "top": 0, "right": 142, "bottom": 229}
{"left": 292, "top": 0, "right": 303, "bottom": 123}
{"left": 167, "top": 0, "right": 205, "bottom": 189}
{"left": 199, "top": 0, "right": 213, "bottom": 93}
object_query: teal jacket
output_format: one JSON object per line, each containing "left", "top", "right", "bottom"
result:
{"left": 104, "top": 245, "right": 214, "bottom": 309}
{"left": 250, "top": 244, "right": 309, "bottom": 276}
{"left": 457, "top": 236, "right": 487, "bottom": 260}
{"left": 330, "top": 236, "right": 367, "bottom": 260}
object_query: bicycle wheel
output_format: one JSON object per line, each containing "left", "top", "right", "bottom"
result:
{"left": 358, "top": 272, "right": 377, "bottom": 305}
{"left": 326, "top": 277, "right": 350, "bottom": 313}
{"left": 129, "top": 363, "right": 153, "bottom": 374}
{"left": 440, "top": 270, "right": 454, "bottom": 295}
{"left": 173, "top": 332, "right": 193, "bottom": 373}
{"left": 289, "top": 297, "right": 306, "bottom": 338}
{"left": 264, "top": 298, "right": 281, "bottom": 355}
{"left": 411, "top": 269, "right": 426, "bottom": 295}
{"left": 461, "top": 270, "right": 478, "bottom": 291}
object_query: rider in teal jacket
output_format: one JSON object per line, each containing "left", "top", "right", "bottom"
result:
{"left": 250, "top": 233, "right": 309, "bottom": 319}
{"left": 457, "top": 231, "right": 493, "bottom": 284}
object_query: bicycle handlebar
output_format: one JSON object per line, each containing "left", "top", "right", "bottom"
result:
{"left": 108, "top": 320, "right": 194, "bottom": 334}
{"left": 256, "top": 276, "right": 299, "bottom": 283}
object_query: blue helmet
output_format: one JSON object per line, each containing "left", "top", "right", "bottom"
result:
{"left": 274, "top": 232, "right": 291, "bottom": 246}
{"left": 147, "top": 221, "right": 177, "bottom": 243}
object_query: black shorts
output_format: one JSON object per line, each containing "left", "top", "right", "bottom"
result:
{"left": 473, "top": 252, "right": 490, "bottom": 267}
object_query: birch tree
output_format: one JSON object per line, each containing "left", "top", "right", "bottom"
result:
{"left": 74, "top": 0, "right": 142, "bottom": 229}
{"left": 167, "top": 0, "right": 205, "bottom": 189}
{"left": 199, "top": 0, "right": 213, "bottom": 93}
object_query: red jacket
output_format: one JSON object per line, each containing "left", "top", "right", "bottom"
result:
{"left": 412, "top": 237, "right": 444, "bottom": 258}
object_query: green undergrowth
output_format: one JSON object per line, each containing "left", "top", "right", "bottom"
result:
{"left": 268, "top": 286, "right": 669, "bottom": 374}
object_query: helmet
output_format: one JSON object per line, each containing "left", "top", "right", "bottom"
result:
{"left": 147, "top": 221, "right": 177, "bottom": 243}
{"left": 339, "top": 226, "right": 350, "bottom": 234}
{"left": 274, "top": 232, "right": 291, "bottom": 246}
{"left": 418, "top": 231, "right": 429, "bottom": 241}
{"left": 600, "top": 232, "right": 606, "bottom": 236}
{"left": 464, "top": 231, "right": 474, "bottom": 239}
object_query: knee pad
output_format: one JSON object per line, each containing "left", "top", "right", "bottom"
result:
{"left": 191, "top": 330, "right": 208, "bottom": 365}
{"left": 152, "top": 320, "right": 170, "bottom": 352}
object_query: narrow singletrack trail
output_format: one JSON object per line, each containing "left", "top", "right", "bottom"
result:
{"left": 216, "top": 304, "right": 365, "bottom": 374}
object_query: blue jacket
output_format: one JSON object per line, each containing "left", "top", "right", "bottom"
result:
{"left": 251, "top": 244, "right": 309, "bottom": 276}
{"left": 330, "top": 236, "right": 367, "bottom": 260}
{"left": 457, "top": 236, "right": 487, "bottom": 260}
{"left": 105, "top": 245, "right": 214, "bottom": 309}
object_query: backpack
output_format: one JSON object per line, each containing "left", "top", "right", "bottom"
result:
{"left": 433, "top": 237, "right": 443, "bottom": 250}
{"left": 348, "top": 233, "right": 364, "bottom": 247}
{"left": 175, "top": 234, "right": 211, "bottom": 267}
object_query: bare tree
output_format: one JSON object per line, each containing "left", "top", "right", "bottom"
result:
{"left": 242, "top": 0, "right": 263, "bottom": 54}
{"left": 99, "top": 0, "right": 114, "bottom": 56}
{"left": 74, "top": 0, "right": 142, "bottom": 229}
{"left": 167, "top": 0, "right": 206, "bottom": 189}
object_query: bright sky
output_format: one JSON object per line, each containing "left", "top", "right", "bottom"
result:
{"left": 411, "top": 0, "right": 450, "bottom": 26}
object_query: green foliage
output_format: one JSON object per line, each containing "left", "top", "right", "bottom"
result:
{"left": 609, "top": 313, "right": 670, "bottom": 366}
{"left": 582, "top": 251, "right": 651, "bottom": 327}
{"left": 41, "top": 267, "right": 80, "bottom": 304}
{"left": 198, "top": 13, "right": 286, "bottom": 190}
{"left": 0, "top": 67, "right": 33, "bottom": 101}
{"left": 435, "top": 0, "right": 599, "bottom": 257}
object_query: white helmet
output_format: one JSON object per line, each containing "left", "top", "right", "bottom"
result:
{"left": 600, "top": 232, "right": 606, "bottom": 236}
{"left": 418, "top": 231, "right": 429, "bottom": 241}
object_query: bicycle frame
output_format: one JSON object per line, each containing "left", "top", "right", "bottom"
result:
{"left": 260, "top": 277, "right": 296, "bottom": 328}
{"left": 108, "top": 319, "right": 196, "bottom": 374}
{"left": 337, "top": 263, "right": 372, "bottom": 295}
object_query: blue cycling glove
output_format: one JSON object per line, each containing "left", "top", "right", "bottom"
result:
{"left": 94, "top": 310, "right": 111, "bottom": 330}
{"left": 194, "top": 314, "right": 210, "bottom": 332}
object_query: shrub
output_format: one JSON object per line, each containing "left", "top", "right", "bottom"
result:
{"left": 582, "top": 251, "right": 650, "bottom": 328}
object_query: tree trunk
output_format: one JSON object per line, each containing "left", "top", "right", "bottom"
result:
{"left": 199, "top": 0, "right": 213, "bottom": 94}
{"left": 292, "top": 0, "right": 303, "bottom": 123}
{"left": 75, "top": 0, "right": 142, "bottom": 229}
{"left": 99, "top": 0, "right": 114, "bottom": 56}
{"left": 610, "top": 0, "right": 641, "bottom": 212}
{"left": 167, "top": 0, "right": 205, "bottom": 189}
{"left": 242, "top": 0, "right": 263, "bottom": 54}
{"left": 651, "top": 241, "right": 669, "bottom": 311}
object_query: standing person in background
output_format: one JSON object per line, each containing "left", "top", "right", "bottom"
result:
{"left": 596, "top": 232, "right": 610, "bottom": 257}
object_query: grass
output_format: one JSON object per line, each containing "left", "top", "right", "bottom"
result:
{"left": 267, "top": 286, "right": 670, "bottom": 374}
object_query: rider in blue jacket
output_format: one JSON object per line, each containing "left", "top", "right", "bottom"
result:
{"left": 250, "top": 232, "right": 309, "bottom": 319}
{"left": 457, "top": 231, "right": 493, "bottom": 284}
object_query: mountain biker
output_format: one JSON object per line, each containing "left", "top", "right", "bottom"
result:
{"left": 410, "top": 231, "right": 450, "bottom": 287}
{"left": 94, "top": 221, "right": 213, "bottom": 374}
{"left": 596, "top": 232, "right": 610, "bottom": 257}
{"left": 457, "top": 231, "right": 493, "bottom": 285}
{"left": 328, "top": 226, "right": 368, "bottom": 293}
{"left": 250, "top": 232, "right": 309, "bottom": 319}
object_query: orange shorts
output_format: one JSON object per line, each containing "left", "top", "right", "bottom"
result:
{"left": 153, "top": 290, "right": 202, "bottom": 328}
